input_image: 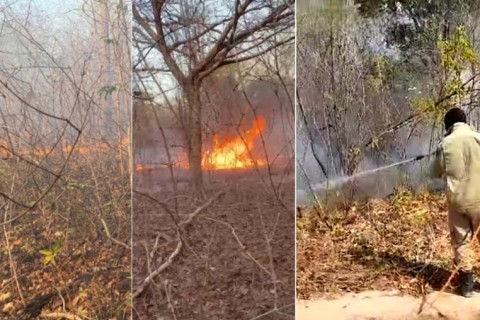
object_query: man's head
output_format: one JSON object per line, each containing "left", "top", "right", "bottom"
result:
{"left": 444, "top": 107, "right": 467, "bottom": 131}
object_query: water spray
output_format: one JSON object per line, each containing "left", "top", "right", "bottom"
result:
{"left": 312, "top": 150, "right": 436, "bottom": 191}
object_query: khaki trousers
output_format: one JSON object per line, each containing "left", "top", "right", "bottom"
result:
{"left": 448, "top": 204, "right": 480, "bottom": 271}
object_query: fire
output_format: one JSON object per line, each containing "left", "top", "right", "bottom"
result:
{"left": 0, "top": 137, "right": 129, "bottom": 159}
{"left": 133, "top": 116, "right": 268, "bottom": 172}
{"left": 201, "top": 116, "right": 267, "bottom": 170}
{"left": 134, "top": 164, "right": 157, "bottom": 171}
{"left": 62, "top": 137, "right": 129, "bottom": 154}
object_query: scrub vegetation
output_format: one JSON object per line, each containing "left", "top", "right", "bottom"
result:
{"left": 296, "top": 0, "right": 480, "bottom": 302}
{"left": 0, "top": 1, "right": 131, "bottom": 319}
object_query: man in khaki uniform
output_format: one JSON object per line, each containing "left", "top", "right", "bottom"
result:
{"left": 432, "top": 107, "right": 480, "bottom": 297}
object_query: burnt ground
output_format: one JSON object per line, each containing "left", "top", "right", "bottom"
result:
{"left": 132, "top": 167, "right": 295, "bottom": 320}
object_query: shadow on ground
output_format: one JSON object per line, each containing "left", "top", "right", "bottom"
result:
{"left": 350, "top": 245, "right": 480, "bottom": 293}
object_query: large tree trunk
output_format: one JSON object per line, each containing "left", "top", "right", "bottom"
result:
{"left": 185, "top": 84, "right": 203, "bottom": 193}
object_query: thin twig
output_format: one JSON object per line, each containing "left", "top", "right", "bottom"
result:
{"left": 164, "top": 280, "right": 178, "bottom": 320}
{"left": 133, "top": 231, "right": 182, "bottom": 299}
{"left": 133, "top": 190, "right": 224, "bottom": 299}
{"left": 202, "top": 216, "right": 273, "bottom": 278}
{"left": 100, "top": 217, "right": 130, "bottom": 249}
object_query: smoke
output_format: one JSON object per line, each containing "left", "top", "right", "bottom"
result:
{"left": 296, "top": 123, "right": 445, "bottom": 206}
{"left": 134, "top": 77, "right": 294, "bottom": 171}
{"left": 242, "top": 80, "right": 294, "bottom": 164}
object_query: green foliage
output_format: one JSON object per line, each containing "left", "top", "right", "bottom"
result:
{"left": 410, "top": 97, "right": 438, "bottom": 120}
{"left": 437, "top": 25, "right": 477, "bottom": 108}
{"left": 366, "top": 56, "right": 393, "bottom": 92}
{"left": 366, "top": 76, "right": 383, "bottom": 92}
{"left": 39, "top": 238, "right": 63, "bottom": 266}
{"left": 444, "top": 78, "right": 465, "bottom": 98}
{"left": 391, "top": 185, "right": 415, "bottom": 212}
{"left": 438, "top": 26, "right": 477, "bottom": 75}
{"left": 411, "top": 26, "right": 477, "bottom": 122}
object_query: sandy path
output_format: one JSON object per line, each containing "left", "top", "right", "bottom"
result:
{"left": 297, "top": 290, "right": 480, "bottom": 320}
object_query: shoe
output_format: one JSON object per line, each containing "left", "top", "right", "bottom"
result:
{"left": 458, "top": 270, "right": 474, "bottom": 298}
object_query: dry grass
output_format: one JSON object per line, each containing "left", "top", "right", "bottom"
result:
{"left": 296, "top": 186, "right": 479, "bottom": 300}
{"left": 0, "top": 150, "right": 131, "bottom": 320}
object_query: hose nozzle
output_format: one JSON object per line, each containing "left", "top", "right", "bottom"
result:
{"left": 414, "top": 154, "right": 425, "bottom": 161}
{"left": 414, "top": 150, "right": 436, "bottom": 161}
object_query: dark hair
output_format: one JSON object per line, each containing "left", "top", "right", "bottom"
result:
{"left": 444, "top": 107, "right": 466, "bottom": 130}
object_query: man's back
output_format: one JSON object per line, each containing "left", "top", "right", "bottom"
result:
{"left": 440, "top": 122, "right": 480, "bottom": 209}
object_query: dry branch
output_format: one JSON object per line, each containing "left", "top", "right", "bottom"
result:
{"left": 40, "top": 312, "right": 84, "bottom": 320}
{"left": 202, "top": 216, "right": 273, "bottom": 277}
{"left": 133, "top": 230, "right": 182, "bottom": 300}
{"left": 179, "top": 190, "right": 224, "bottom": 227}
{"left": 100, "top": 217, "right": 130, "bottom": 250}
{"left": 132, "top": 190, "right": 224, "bottom": 299}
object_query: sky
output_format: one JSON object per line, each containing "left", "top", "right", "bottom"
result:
{"left": 5, "top": 0, "right": 88, "bottom": 34}
{"left": 133, "top": 1, "right": 292, "bottom": 105}
{"left": 29, "top": 0, "right": 77, "bottom": 17}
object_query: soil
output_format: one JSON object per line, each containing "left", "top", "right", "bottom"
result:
{"left": 297, "top": 290, "right": 480, "bottom": 320}
{"left": 132, "top": 166, "right": 295, "bottom": 320}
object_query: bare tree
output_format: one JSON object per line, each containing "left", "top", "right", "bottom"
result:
{"left": 0, "top": 1, "right": 131, "bottom": 318}
{"left": 133, "top": 0, "right": 294, "bottom": 192}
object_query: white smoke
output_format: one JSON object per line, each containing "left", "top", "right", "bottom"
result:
{"left": 296, "top": 124, "right": 446, "bottom": 207}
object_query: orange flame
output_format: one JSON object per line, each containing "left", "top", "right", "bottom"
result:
{"left": 133, "top": 117, "right": 268, "bottom": 172}
{"left": 201, "top": 116, "right": 266, "bottom": 170}
{"left": 134, "top": 164, "right": 156, "bottom": 171}
{"left": 135, "top": 165, "right": 146, "bottom": 171}
{"left": 1, "top": 137, "right": 129, "bottom": 159}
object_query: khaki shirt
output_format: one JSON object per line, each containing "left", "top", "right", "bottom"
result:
{"left": 432, "top": 122, "right": 480, "bottom": 209}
